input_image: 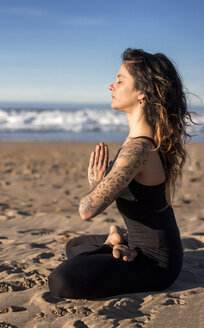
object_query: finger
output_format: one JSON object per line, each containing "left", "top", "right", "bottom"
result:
{"left": 103, "top": 145, "right": 109, "bottom": 169}
{"left": 94, "top": 144, "right": 100, "bottom": 165}
{"left": 99, "top": 142, "right": 104, "bottom": 167}
{"left": 88, "top": 151, "right": 95, "bottom": 169}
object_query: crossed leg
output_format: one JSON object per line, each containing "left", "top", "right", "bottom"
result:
{"left": 104, "top": 225, "right": 137, "bottom": 261}
{"left": 49, "top": 243, "right": 165, "bottom": 299}
{"left": 48, "top": 225, "right": 170, "bottom": 299}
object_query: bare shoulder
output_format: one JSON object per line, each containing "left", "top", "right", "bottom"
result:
{"left": 115, "top": 139, "right": 152, "bottom": 169}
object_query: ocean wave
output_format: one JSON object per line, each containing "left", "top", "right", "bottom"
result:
{"left": 0, "top": 108, "right": 128, "bottom": 132}
{"left": 0, "top": 107, "right": 203, "bottom": 135}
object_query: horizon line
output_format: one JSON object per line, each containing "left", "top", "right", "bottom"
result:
{"left": 0, "top": 101, "right": 203, "bottom": 107}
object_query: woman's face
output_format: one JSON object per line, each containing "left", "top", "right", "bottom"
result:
{"left": 109, "top": 62, "right": 141, "bottom": 113}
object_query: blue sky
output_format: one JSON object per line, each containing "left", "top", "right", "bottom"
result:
{"left": 0, "top": 0, "right": 203, "bottom": 105}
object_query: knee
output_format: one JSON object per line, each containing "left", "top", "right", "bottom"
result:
{"left": 66, "top": 236, "right": 81, "bottom": 257}
{"left": 48, "top": 268, "right": 67, "bottom": 298}
{"left": 48, "top": 261, "right": 84, "bottom": 299}
{"left": 66, "top": 237, "right": 75, "bottom": 252}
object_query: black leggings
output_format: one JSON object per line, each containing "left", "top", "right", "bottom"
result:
{"left": 48, "top": 234, "right": 177, "bottom": 299}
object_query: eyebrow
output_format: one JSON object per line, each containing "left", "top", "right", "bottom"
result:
{"left": 117, "top": 74, "right": 126, "bottom": 78}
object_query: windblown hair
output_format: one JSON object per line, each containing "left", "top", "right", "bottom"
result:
{"left": 122, "top": 48, "right": 194, "bottom": 195}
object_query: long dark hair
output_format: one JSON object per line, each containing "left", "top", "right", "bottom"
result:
{"left": 122, "top": 48, "right": 194, "bottom": 195}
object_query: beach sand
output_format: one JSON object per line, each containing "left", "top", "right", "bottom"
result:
{"left": 0, "top": 141, "right": 203, "bottom": 328}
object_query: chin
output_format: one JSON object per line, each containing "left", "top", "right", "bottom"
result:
{"left": 111, "top": 104, "right": 126, "bottom": 113}
{"left": 111, "top": 101, "right": 119, "bottom": 110}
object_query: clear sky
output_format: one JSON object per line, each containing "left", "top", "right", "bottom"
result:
{"left": 0, "top": 0, "right": 203, "bottom": 105}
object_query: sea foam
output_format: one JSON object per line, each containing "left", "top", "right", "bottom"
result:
{"left": 0, "top": 106, "right": 203, "bottom": 141}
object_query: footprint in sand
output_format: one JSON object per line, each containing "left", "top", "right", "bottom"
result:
{"left": 98, "top": 297, "right": 144, "bottom": 323}
{"left": 30, "top": 242, "right": 48, "bottom": 249}
{"left": 52, "top": 305, "right": 93, "bottom": 318}
{"left": 0, "top": 322, "right": 17, "bottom": 328}
{"left": 18, "top": 228, "right": 54, "bottom": 236}
{"left": 35, "top": 312, "right": 47, "bottom": 319}
{"left": 32, "top": 252, "right": 55, "bottom": 263}
{"left": 0, "top": 262, "right": 25, "bottom": 274}
{"left": 0, "top": 272, "right": 48, "bottom": 293}
{"left": 0, "top": 281, "right": 27, "bottom": 293}
{"left": 22, "top": 274, "right": 48, "bottom": 288}
{"left": 0, "top": 306, "right": 27, "bottom": 314}
{"left": 73, "top": 320, "right": 89, "bottom": 328}
{"left": 163, "top": 292, "right": 188, "bottom": 306}
{"left": 162, "top": 298, "right": 185, "bottom": 306}
{"left": 52, "top": 306, "right": 70, "bottom": 317}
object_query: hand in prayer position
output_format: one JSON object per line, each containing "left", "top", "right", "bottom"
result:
{"left": 88, "top": 142, "right": 109, "bottom": 189}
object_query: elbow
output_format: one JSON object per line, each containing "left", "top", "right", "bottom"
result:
{"left": 79, "top": 198, "right": 90, "bottom": 220}
{"left": 80, "top": 212, "right": 90, "bottom": 221}
{"left": 79, "top": 206, "right": 91, "bottom": 221}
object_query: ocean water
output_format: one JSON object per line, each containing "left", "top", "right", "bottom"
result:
{"left": 0, "top": 103, "right": 203, "bottom": 142}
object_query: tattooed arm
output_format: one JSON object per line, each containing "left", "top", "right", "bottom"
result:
{"left": 79, "top": 141, "right": 150, "bottom": 220}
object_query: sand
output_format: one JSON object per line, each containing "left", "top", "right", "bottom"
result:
{"left": 0, "top": 141, "right": 203, "bottom": 328}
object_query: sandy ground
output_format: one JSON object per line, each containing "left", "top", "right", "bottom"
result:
{"left": 0, "top": 141, "right": 204, "bottom": 328}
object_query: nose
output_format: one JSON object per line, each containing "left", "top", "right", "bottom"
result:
{"left": 109, "top": 83, "right": 114, "bottom": 91}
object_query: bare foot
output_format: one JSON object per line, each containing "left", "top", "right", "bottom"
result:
{"left": 113, "top": 244, "right": 137, "bottom": 262}
{"left": 104, "top": 225, "right": 136, "bottom": 261}
{"left": 104, "top": 225, "right": 126, "bottom": 247}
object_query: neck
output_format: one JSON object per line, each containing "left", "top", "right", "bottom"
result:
{"left": 126, "top": 106, "right": 154, "bottom": 138}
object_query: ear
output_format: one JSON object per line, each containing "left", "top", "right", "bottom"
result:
{"left": 138, "top": 92, "right": 146, "bottom": 101}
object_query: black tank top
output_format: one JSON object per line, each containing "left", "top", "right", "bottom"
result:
{"left": 105, "top": 136, "right": 183, "bottom": 271}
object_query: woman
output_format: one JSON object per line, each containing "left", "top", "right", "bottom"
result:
{"left": 49, "top": 48, "right": 193, "bottom": 299}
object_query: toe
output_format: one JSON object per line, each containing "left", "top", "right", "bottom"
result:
{"left": 122, "top": 256, "right": 128, "bottom": 261}
{"left": 112, "top": 247, "right": 120, "bottom": 259}
{"left": 110, "top": 225, "right": 118, "bottom": 234}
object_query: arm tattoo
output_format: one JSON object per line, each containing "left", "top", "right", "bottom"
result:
{"left": 79, "top": 141, "right": 149, "bottom": 219}
{"left": 88, "top": 172, "right": 99, "bottom": 188}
